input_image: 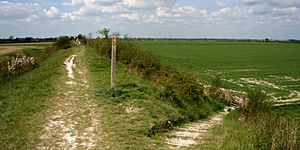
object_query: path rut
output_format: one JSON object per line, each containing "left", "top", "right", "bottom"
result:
{"left": 37, "top": 47, "right": 103, "bottom": 149}
{"left": 165, "top": 107, "right": 233, "bottom": 149}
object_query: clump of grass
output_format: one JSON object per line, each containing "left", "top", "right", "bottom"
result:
{"left": 242, "top": 88, "right": 270, "bottom": 121}
{"left": 242, "top": 88, "right": 300, "bottom": 149}
{"left": 208, "top": 75, "right": 225, "bottom": 100}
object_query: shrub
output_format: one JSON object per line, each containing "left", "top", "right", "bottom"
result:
{"left": 54, "top": 36, "right": 71, "bottom": 49}
{"left": 208, "top": 76, "right": 224, "bottom": 100}
{"left": 77, "top": 34, "right": 87, "bottom": 44}
{"left": 241, "top": 88, "right": 300, "bottom": 149}
{"left": 242, "top": 88, "right": 270, "bottom": 121}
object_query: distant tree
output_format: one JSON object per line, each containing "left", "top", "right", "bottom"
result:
{"left": 112, "top": 32, "right": 121, "bottom": 38}
{"left": 265, "top": 38, "right": 269, "bottom": 42}
{"left": 25, "top": 37, "right": 34, "bottom": 42}
{"left": 123, "top": 34, "right": 129, "bottom": 39}
{"left": 55, "top": 36, "right": 71, "bottom": 49}
{"left": 97, "top": 28, "right": 110, "bottom": 39}
{"left": 88, "top": 32, "right": 93, "bottom": 39}
{"left": 9, "top": 35, "right": 14, "bottom": 40}
{"left": 77, "top": 34, "right": 87, "bottom": 44}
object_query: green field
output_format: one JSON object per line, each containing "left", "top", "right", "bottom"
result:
{"left": 133, "top": 40, "right": 300, "bottom": 101}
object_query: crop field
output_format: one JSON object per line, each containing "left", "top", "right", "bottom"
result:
{"left": 0, "top": 42, "right": 52, "bottom": 56}
{"left": 133, "top": 40, "right": 300, "bottom": 102}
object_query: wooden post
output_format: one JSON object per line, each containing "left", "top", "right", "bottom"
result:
{"left": 111, "top": 36, "right": 117, "bottom": 89}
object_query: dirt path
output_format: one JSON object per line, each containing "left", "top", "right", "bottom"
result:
{"left": 165, "top": 107, "right": 233, "bottom": 149}
{"left": 37, "top": 47, "right": 103, "bottom": 149}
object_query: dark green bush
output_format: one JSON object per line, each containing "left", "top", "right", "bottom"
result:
{"left": 54, "top": 36, "right": 71, "bottom": 49}
{"left": 77, "top": 34, "right": 87, "bottom": 44}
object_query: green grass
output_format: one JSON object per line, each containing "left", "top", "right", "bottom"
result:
{"left": 0, "top": 48, "right": 73, "bottom": 149}
{"left": 86, "top": 46, "right": 183, "bottom": 149}
{"left": 133, "top": 40, "right": 300, "bottom": 100}
{"left": 194, "top": 109, "right": 257, "bottom": 150}
{"left": 85, "top": 46, "right": 225, "bottom": 149}
{"left": 194, "top": 104, "right": 300, "bottom": 150}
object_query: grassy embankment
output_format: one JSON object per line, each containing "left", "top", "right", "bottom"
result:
{"left": 87, "top": 39, "right": 226, "bottom": 148}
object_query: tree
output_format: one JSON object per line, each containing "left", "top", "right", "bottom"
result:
{"left": 77, "top": 34, "right": 87, "bottom": 44}
{"left": 9, "top": 35, "right": 14, "bottom": 40}
{"left": 124, "top": 34, "right": 129, "bottom": 39}
{"left": 88, "top": 32, "right": 93, "bottom": 39}
{"left": 97, "top": 28, "right": 110, "bottom": 39}
{"left": 265, "top": 38, "right": 269, "bottom": 42}
{"left": 112, "top": 32, "right": 121, "bottom": 38}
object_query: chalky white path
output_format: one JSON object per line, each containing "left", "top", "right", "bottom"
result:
{"left": 165, "top": 107, "right": 233, "bottom": 149}
{"left": 38, "top": 48, "right": 102, "bottom": 149}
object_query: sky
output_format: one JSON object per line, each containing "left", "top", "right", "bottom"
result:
{"left": 1, "top": 0, "right": 300, "bottom": 39}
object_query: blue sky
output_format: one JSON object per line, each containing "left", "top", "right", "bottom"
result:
{"left": 1, "top": 0, "right": 300, "bottom": 39}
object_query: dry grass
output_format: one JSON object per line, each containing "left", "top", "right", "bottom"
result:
{"left": 0, "top": 42, "right": 53, "bottom": 55}
{"left": 0, "top": 42, "right": 53, "bottom": 46}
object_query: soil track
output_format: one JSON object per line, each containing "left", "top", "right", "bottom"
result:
{"left": 165, "top": 107, "right": 233, "bottom": 149}
{"left": 37, "top": 47, "right": 103, "bottom": 149}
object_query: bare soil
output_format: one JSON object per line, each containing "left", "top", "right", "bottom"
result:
{"left": 165, "top": 107, "right": 233, "bottom": 149}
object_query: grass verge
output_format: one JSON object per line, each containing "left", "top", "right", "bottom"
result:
{"left": 196, "top": 105, "right": 300, "bottom": 150}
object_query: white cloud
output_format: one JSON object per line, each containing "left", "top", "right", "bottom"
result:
{"left": 63, "top": 0, "right": 83, "bottom": 6}
{"left": 155, "top": 6, "right": 207, "bottom": 19}
{"left": 1, "top": 0, "right": 300, "bottom": 39}
{"left": 114, "top": 13, "right": 139, "bottom": 21}
{"left": 240, "top": 0, "right": 300, "bottom": 8}
{"left": 122, "top": 0, "right": 175, "bottom": 9}
{"left": 61, "top": 13, "right": 79, "bottom": 21}
{"left": 45, "top": 6, "right": 59, "bottom": 18}
{"left": 273, "top": 7, "right": 298, "bottom": 14}
{"left": 0, "top": 1, "right": 42, "bottom": 20}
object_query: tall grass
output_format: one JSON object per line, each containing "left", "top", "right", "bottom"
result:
{"left": 242, "top": 88, "right": 300, "bottom": 149}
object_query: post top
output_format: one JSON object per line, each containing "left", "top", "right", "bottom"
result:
{"left": 112, "top": 36, "right": 117, "bottom": 46}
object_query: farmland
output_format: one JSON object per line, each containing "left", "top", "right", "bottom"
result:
{"left": 133, "top": 40, "right": 300, "bottom": 102}
{"left": 0, "top": 42, "right": 52, "bottom": 56}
